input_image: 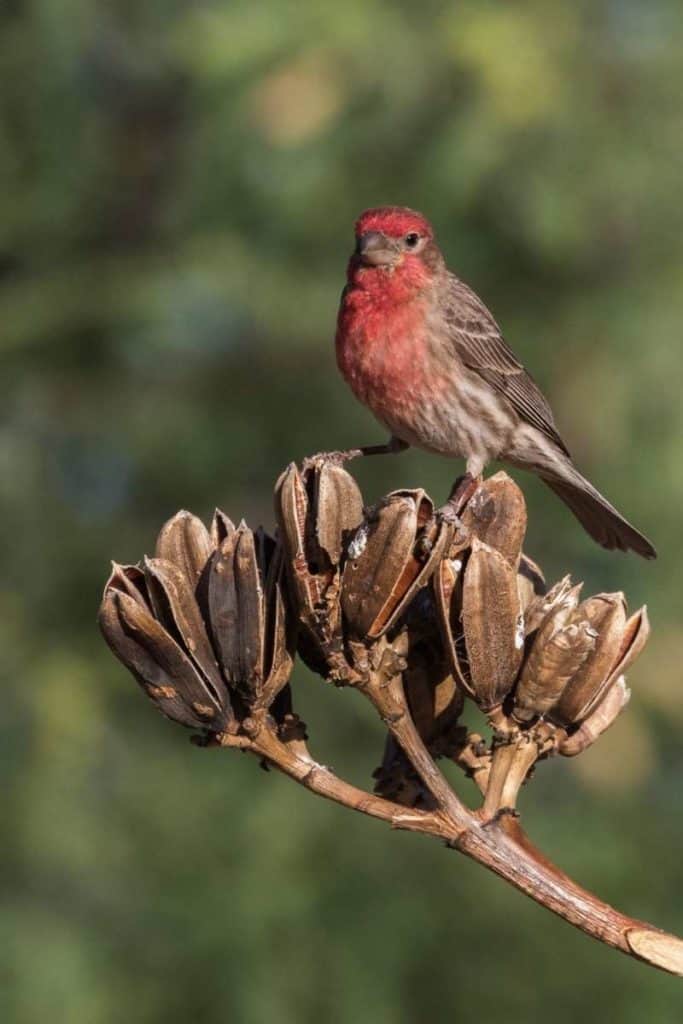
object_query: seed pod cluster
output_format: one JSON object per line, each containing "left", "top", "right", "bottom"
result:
{"left": 100, "top": 464, "right": 649, "bottom": 800}
{"left": 99, "top": 510, "right": 295, "bottom": 734}
{"left": 433, "top": 472, "right": 649, "bottom": 756}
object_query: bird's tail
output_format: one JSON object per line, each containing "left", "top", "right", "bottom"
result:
{"left": 541, "top": 471, "right": 656, "bottom": 559}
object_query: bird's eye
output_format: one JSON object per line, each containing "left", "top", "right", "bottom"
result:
{"left": 404, "top": 232, "right": 420, "bottom": 248}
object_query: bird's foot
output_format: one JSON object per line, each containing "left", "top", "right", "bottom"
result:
{"left": 437, "top": 473, "right": 482, "bottom": 526}
{"left": 435, "top": 503, "right": 464, "bottom": 530}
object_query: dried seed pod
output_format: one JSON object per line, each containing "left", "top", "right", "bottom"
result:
{"left": 513, "top": 618, "right": 596, "bottom": 723}
{"left": 404, "top": 645, "right": 464, "bottom": 751}
{"left": 105, "top": 561, "right": 150, "bottom": 608}
{"left": 99, "top": 565, "right": 232, "bottom": 731}
{"left": 559, "top": 677, "right": 631, "bottom": 757}
{"left": 155, "top": 511, "right": 213, "bottom": 592}
{"left": 142, "top": 556, "right": 225, "bottom": 697}
{"left": 517, "top": 554, "right": 546, "bottom": 612}
{"left": 210, "top": 509, "right": 236, "bottom": 547}
{"left": 460, "top": 539, "right": 524, "bottom": 711}
{"left": 342, "top": 489, "right": 452, "bottom": 639}
{"left": 550, "top": 593, "right": 628, "bottom": 727}
{"left": 374, "top": 639, "right": 464, "bottom": 807}
{"left": 208, "top": 522, "right": 294, "bottom": 708}
{"left": 315, "top": 460, "right": 364, "bottom": 564}
{"left": 275, "top": 461, "right": 363, "bottom": 669}
{"left": 603, "top": 606, "right": 650, "bottom": 692}
{"left": 524, "top": 575, "right": 582, "bottom": 636}
{"left": 460, "top": 472, "right": 527, "bottom": 567}
{"left": 100, "top": 512, "right": 295, "bottom": 731}
{"left": 433, "top": 551, "right": 468, "bottom": 690}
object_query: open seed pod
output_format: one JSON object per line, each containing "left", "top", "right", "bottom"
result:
{"left": 155, "top": 509, "right": 214, "bottom": 591}
{"left": 341, "top": 489, "right": 453, "bottom": 640}
{"left": 99, "top": 510, "right": 295, "bottom": 732}
{"left": 461, "top": 539, "right": 525, "bottom": 711}
{"left": 435, "top": 537, "right": 524, "bottom": 713}
{"left": 460, "top": 472, "right": 527, "bottom": 568}
{"left": 516, "top": 554, "right": 546, "bottom": 613}
{"left": 207, "top": 521, "right": 295, "bottom": 710}
{"left": 550, "top": 599, "right": 649, "bottom": 728}
{"left": 511, "top": 581, "right": 648, "bottom": 730}
{"left": 513, "top": 579, "right": 587, "bottom": 722}
{"left": 513, "top": 620, "right": 596, "bottom": 723}
{"left": 99, "top": 559, "right": 233, "bottom": 732}
{"left": 523, "top": 575, "right": 581, "bottom": 636}
{"left": 275, "top": 461, "right": 363, "bottom": 675}
{"left": 558, "top": 676, "right": 631, "bottom": 756}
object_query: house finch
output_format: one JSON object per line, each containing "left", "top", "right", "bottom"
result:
{"left": 335, "top": 206, "right": 656, "bottom": 558}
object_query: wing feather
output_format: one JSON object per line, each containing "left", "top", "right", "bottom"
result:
{"left": 443, "top": 275, "right": 570, "bottom": 457}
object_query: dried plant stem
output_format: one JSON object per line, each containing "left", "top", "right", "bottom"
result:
{"left": 455, "top": 817, "right": 683, "bottom": 976}
{"left": 480, "top": 739, "right": 538, "bottom": 820}
{"left": 220, "top": 709, "right": 683, "bottom": 978}
{"left": 360, "top": 669, "right": 472, "bottom": 832}
{"left": 451, "top": 734, "right": 491, "bottom": 795}
{"left": 220, "top": 721, "right": 441, "bottom": 835}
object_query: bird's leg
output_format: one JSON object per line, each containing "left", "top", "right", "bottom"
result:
{"left": 447, "top": 473, "right": 482, "bottom": 512}
{"left": 304, "top": 437, "right": 409, "bottom": 469}
{"left": 438, "top": 473, "right": 482, "bottom": 525}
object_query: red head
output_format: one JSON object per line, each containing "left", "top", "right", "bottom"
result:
{"left": 347, "top": 206, "right": 443, "bottom": 291}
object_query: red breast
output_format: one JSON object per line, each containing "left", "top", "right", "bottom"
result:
{"left": 336, "top": 274, "right": 434, "bottom": 423}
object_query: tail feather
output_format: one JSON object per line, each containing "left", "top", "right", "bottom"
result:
{"left": 542, "top": 474, "right": 656, "bottom": 559}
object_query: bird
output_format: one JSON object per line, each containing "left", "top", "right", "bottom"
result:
{"left": 334, "top": 205, "right": 656, "bottom": 558}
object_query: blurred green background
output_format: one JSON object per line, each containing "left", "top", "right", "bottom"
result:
{"left": 3, "top": 1, "right": 683, "bottom": 1021}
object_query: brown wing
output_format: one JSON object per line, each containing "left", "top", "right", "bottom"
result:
{"left": 443, "top": 274, "right": 570, "bottom": 457}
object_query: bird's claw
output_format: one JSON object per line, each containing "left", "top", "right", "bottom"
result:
{"left": 436, "top": 503, "right": 465, "bottom": 531}
{"left": 447, "top": 472, "right": 482, "bottom": 513}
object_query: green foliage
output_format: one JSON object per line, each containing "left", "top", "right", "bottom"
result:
{"left": 2, "top": 1, "right": 682, "bottom": 1020}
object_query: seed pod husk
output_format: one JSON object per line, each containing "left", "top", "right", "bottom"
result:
{"left": 517, "top": 554, "right": 546, "bottom": 612}
{"left": 461, "top": 472, "right": 527, "bottom": 567}
{"left": 142, "top": 556, "right": 225, "bottom": 699}
{"left": 551, "top": 593, "right": 627, "bottom": 727}
{"left": 260, "top": 539, "right": 295, "bottom": 707}
{"left": 513, "top": 578, "right": 588, "bottom": 720}
{"left": 105, "top": 561, "right": 150, "bottom": 608}
{"left": 342, "top": 490, "right": 452, "bottom": 639}
{"left": 559, "top": 677, "right": 631, "bottom": 757}
{"left": 433, "top": 551, "right": 468, "bottom": 690}
{"left": 315, "top": 461, "right": 365, "bottom": 565}
{"left": 99, "top": 581, "right": 232, "bottom": 731}
{"left": 603, "top": 606, "right": 650, "bottom": 692}
{"left": 460, "top": 539, "right": 524, "bottom": 710}
{"left": 155, "top": 511, "right": 213, "bottom": 592}
{"left": 524, "top": 576, "right": 582, "bottom": 636}
{"left": 101, "top": 506, "right": 295, "bottom": 729}
{"left": 211, "top": 509, "right": 236, "bottom": 547}
{"left": 208, "top": 522, "right": 294, "bottom": 707}
{"left": 513, "top": 618, "right": 596, "bottom": 723}
{"left": 404, "top": 649, "right": 464, "bottom": 751}
{"left": 275, "top": 461, "right": 363, "bottom": 668}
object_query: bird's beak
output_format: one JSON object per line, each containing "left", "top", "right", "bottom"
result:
{"left": 356, "top": 231, "right": 399, "bottom": 268}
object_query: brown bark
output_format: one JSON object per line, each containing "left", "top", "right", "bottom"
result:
{"left": 217, "top": 682, "right": 683, "bottom": 979}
